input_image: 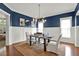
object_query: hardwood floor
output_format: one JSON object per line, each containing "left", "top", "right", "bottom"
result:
{"left": 58, "top": 42, "right": 79, "bottom": 56}
{"left": 0, "top": 40, "right": 5, "bottom": 48}
{"left": 0, "top": 41, "right": 79, "bottom": 56}
{"left": 5, "top": 45, "right": 23, "bottom": 56}
{"left": 13, "top": 42, "right": 57, "bottom": 56}
{"left": 0, "top": 36, "right": 5, "bottom": 48}
{"left": 13, "top": 42, "right": 79, "bottom": 56}
{"left": 0, "top": 46, "right": 23, "bottom": 56}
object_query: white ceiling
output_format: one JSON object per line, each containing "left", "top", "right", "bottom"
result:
{"left": 4, "top": 3, "right": 77, "bottom": 18}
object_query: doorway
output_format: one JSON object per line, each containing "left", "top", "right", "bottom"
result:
{"left": 0, "top": 12, "right": 6, "bottom": 48}
{"left": 0, "top": 9, "right": 10, "bottom": 48}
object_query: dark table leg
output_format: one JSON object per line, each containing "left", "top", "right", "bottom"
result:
{"left": 30, "top": 35, "right": 32, "bottom": 46}
{"left": 48, "top": 39, "right": 50, "bottom": 43}
{"left": 44, "top": 38, "right": 46, "bottom": 51}
{"left": 35, "top": 37, "right": 37, "bottom": 44}
{"left": 38, "top": 37, "right": 40, "bottom": 44}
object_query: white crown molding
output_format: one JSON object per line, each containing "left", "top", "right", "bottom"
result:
{"left": 3, "top": 3, "right": 34, "bottom": 17}
{"left": 76, "top": 10, "right": 79, "bottom": 15}
{"left": 3, "top": 3, "right": 16, "bottom": 12}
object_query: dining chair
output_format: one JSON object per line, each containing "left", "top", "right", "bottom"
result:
{"left": 35, "top": 33, "right": 51, "bottom": 50}
{"left": 47, "top": 34, "right": 62, "bottom": 55}
{"left": 25, "top": 32, "right": 30, "bottom": 43}
{"left": 26, "top": 32, "right": 37, "bottom": 44}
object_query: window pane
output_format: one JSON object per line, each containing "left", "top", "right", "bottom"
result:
{"left": 38, "top": 22, "right": 43, "bottom": 33}
{"left": 31, "top": 19, "right": 37, "bottom": 34}
{"left": 31, "top": 28, "right": 37, "bottom": 34}
{"left": 61, "top": 19, "right": 71, "bottom": 28}
{"left": 61, "top": 28, "right": 70, "bottom": 38}
{"left": 60, "top": 18, "right": 71, "bottom": 38}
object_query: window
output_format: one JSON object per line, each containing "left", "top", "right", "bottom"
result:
{"left": 38, "top": 21, "right": 43, "bottom": 33}
{"left": 60, "top": 17, "right": 72, "bottom": 38}
{"left": 31, "top": 19, "right": 37, "bottom": 34}
{"left": 31, "top": 19, "right": 44, "bottom": 34}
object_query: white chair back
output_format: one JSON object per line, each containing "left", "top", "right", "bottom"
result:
{"left": 47, "top": 34, "right": 62, "bottom": 54}
{"left": 56, "top": 34, "right": 62, "bottom": 48}
{"left": 26, "top": 32, "right": 30, "bottom": 43}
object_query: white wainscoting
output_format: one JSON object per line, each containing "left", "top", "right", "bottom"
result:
{"left": 9, "top": 26, "right": 76, "bottom": 45}
{"left": 9, "top": 26, "right": 31, "bottom": 45}
{"left": 44, "top": 27, "right": 75, "bottom": 44}
{"left": 75, "top": 26, "right": 79, "bottom": 47}
{"left": 44, "top": 27, "right": 61, "bottom": 41}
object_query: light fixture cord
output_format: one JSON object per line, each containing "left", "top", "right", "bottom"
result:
{"left": 38, "top": 4, "right": 40, "bottom": 18}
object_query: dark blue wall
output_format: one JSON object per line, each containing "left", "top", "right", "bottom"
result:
{"left": 1, "top": 3, "right": 79, "bottom": 27}
{"left": 0, "top": 3, "right": 12, "bottom": 14}
{"left": 44, "top": 11, "right": 75, "bottom": 27}
{"left": 10, "top": 11, "right": 32, "bottom": 27}
{"left": 44, "top": 3, "right": 79, "bottom": 27}
{"left": 75, "top": 3, "right": 79, "bottom": 14}
{"left": 76, "top": 16, "right": 79, "bottom": 26}
{"left": 75, "top": 3, "right": 79, "bottom": 26}
{"left": 0, "top": 3, "right": 32, "bottom": 27}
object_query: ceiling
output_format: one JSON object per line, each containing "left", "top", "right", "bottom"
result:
{"left": 4, "top": 3, "right": 77, "bottom": 18}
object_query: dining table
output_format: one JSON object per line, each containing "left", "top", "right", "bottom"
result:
{"left": 29, "top": 33, "right": 52, "bottom": 51}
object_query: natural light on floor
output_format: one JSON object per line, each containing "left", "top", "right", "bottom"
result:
{"left": 65, "top": 46, "right": 72, "bottom": 56}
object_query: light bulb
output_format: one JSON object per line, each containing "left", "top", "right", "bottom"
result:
{"left": 26, "top": 20, "right": 29, "bottom": 22}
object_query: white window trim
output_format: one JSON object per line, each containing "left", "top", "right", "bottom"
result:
{"left": 38, "top": 21, "right": 44, "bottom": 33}
{"left": 60, "top": 16, "right": 72, "bottom": 39}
